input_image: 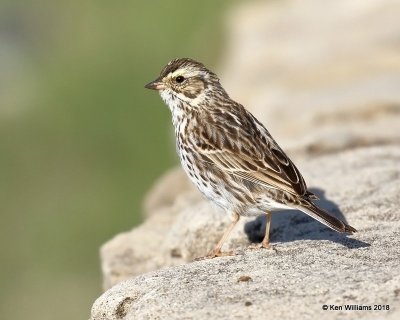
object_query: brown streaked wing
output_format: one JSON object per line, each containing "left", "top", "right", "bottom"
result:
{"left": 193, "top": 110, "right": 308, "bottom": 197}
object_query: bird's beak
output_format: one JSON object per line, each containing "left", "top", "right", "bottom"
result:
{"left": 144, "top": 78, "right": 165, "bottom": 91}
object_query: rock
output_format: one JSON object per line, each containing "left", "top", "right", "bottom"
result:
{"left": 100, "top": 188, "right": 202, "bottom": 289}
{"left": 101, "top": 167, "right": 207, "bottom": 290}
{"left": 218, "top": 0, "right": 400, "bottom": 155}
{"left": 142, "top": 167, "right": 199, "bottom": 217}
{"left": 92, "top": 145, "right": 400, "bottom": 319}
{"left": 100, "top": 209, "right": 175, "bottom": 290}
{"left": 101, "top": 186, "right": 251, "bottom": 289}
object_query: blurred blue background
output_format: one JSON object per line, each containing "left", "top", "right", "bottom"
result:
{"left": 0, "top": 1, "right": 233, "bottom": 318}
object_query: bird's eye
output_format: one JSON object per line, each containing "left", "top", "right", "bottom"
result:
{"left": 175, "top": 75, "right": 185, "bottom": 83}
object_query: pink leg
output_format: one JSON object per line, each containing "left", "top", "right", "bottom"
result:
{"left": 261, "top": 211, "right": 272, "bottom": 248}
{"left": 197, "top": 212, "right": 240, "bottom": 260}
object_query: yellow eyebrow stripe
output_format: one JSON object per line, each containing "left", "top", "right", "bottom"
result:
{"left": 169, "top": 69, "right": 185, "bottom": 78}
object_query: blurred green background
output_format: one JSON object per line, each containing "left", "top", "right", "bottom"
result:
{"left": 0, "top": 1, "right": 233, "bottom": 319}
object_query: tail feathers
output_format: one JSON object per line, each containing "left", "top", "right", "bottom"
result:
{"left": 297, "top": 201, "right": 357, "bottom": 233}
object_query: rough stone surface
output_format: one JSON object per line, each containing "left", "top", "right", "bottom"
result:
{"left": 101, "top": 184, "right": 251, "bottom": 289}
{"left": 92, "top": 145, "right": 400, "bottom": 319}
{"left": 219, "top": 0, "right": 400, "bottom": 155}
{"left": 142, "top": 167, "right": 199, "bottom": 217}
{"left": 100, "top": 188, "right": 201, "bottom": 289}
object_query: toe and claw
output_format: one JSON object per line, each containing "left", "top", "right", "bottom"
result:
{"left": 248, "top": 241, "right": 272, "bottom": 250}
{"left": 194, "top": 249, "right": 235, "bottom": 261}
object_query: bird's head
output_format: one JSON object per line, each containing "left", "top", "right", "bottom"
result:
{"left": 145, "top": 58, "right": 227, "bottom": 110}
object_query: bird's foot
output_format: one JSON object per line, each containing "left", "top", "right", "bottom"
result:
{"left": 248, "top": 242, "right": 276, "bottom": 251}
{"left": 194, "top": 249, "right": 235, "bottom": 261}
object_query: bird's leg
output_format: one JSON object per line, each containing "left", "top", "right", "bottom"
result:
{"left": 261, "top": 211, "right": 272, "bottom": 249}
{"left": 199, "top": 212, "right": 240, "bottom": 260}
{"left": 249, "top": 211, "right": 273, "bottom": 250}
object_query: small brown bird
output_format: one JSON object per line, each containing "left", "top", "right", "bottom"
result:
{"left": 145, "top": 58, "right": 356, "bottom": 258}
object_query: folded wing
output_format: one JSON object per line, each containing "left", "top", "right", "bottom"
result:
{"left": 194, "top": 108, "right": 309, "bottom": 198}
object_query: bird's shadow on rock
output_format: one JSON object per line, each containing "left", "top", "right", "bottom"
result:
{"left": 244, "top": 187, "right": 370, "bottom": 249}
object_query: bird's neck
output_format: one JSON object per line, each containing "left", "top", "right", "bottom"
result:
{"left": 160, "top": 89, "right": 200, "bottom": 128}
